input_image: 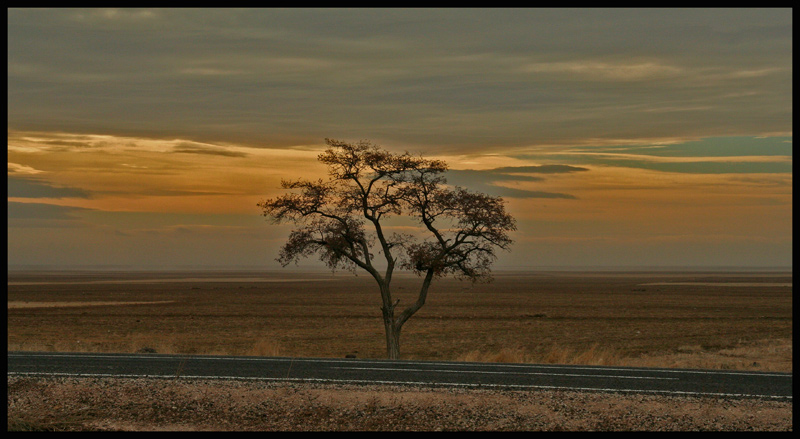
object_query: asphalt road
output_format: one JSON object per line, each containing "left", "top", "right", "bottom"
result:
{"left": 7, "top": 351, "right": 792, "bottom": 400}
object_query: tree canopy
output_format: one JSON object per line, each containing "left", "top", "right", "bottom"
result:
{"left": 259, "top": 138, "right": 515, "bottom": 358}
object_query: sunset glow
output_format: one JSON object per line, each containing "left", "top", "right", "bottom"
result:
{"left": 8, "top": 8, "right": 792, "bottom": 269}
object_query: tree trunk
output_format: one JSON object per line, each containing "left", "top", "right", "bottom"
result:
{"left": 379, "top": 269, "right": 435, "bottom": 360}
{"left": 384, "top": 320, "right": 401, "bottom": 360}
{"left": 374, "top": 271, "right": 403, "bottom": 360}
{"left": 382, "top": 306, "right": 401, "bottom": 360}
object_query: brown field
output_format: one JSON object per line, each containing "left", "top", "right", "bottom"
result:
{"left": 6, "top": 269, "right": 793, "bottom": 371}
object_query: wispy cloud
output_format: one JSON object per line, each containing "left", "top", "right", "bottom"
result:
{"left": 69, "top": 8, "right": 159, "bottom": 22}
{"left": 447, "top": 165, "right": 588, "bottom": 199}
{"left": 513, "top": 137, "right": 793, "bottom": 174}
{"left": 6, "top": 130, "right": 326, "bottom": 216}
{"left": 8, "top": 131, "right": 251, "bottom": 155}
{"left": 171, "top": 143, "right": 249, "bottom": 157}
{"left": 8, "top": 162, "right": 44, "bottom": 175}
{"left": 489, "top": 165, "right": 590, "bottom": 174}
{"left": 8, "top": 176, "right": 92, "bottom": 199}
{"left": 178, "top": 67, "right": 247, "bottom": 77}
{"left": 520, "top": 60, "right": 685, "bottom": 81}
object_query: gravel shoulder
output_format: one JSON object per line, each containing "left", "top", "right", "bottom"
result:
{"left": 7, "top": 376, "right": 793, "bottom": 431}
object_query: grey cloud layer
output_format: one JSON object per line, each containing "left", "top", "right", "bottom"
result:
{"left": 512, "top": 136, "right": 793, "bottom": 174}
{"left": 446, "top": 165, "right": 588, "bottom": 199}
{"left": 8, "top": 177, "right": 92, "bottom": 199}
{"left": 8, "top": 8, "right": 791, "bottom": 152}
{"left": 7, "top": 201, "right": 92, "bottom": 224}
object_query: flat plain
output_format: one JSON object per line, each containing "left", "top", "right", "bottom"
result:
{"left": 7, "top": 269, "right": 793, "bottom": 431}
{"left": 6, "top": 269, "right": 792, "bottom": 371}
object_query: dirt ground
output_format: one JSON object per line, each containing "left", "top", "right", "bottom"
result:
{"left": 7, "top": 376, "right": 793, "bottom": 431}
{"left": 6, "top": 270, "right": 793, "bottom": 369}
{"left": 7, "top": 270, "right": 793, "bottom": 431}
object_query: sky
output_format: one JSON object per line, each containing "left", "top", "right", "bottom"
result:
{"left": 7, "top": 8, "right": 792, "bottom": 270}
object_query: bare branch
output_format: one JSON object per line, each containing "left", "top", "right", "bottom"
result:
{"left": 259, "top": 138, "right": 517, "bottom": 359}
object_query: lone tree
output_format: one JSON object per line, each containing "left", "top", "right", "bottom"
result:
{"left": 258, "top": 138, "right": 516, "bottom": 359}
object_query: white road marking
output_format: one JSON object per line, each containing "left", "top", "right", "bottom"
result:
{"left": 330, "top": 366, "right": 679, "bottom": 380}
{"left": 641, "top": 282, "right": 791, "bottom": 287}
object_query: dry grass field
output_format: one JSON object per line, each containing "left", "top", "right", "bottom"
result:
{"left": 6, "top": 269, "right": 792, "bottom": 371}
{"left": 8, "top": 376, "right": 792, "bottom": 431}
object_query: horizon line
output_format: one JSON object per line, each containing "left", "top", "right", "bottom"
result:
{"left": 7, "top": 264, "right": 792, "bottom": 273}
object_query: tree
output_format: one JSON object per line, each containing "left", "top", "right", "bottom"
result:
{"left": 258, "top": 138, "right": 516, "bottom": 359}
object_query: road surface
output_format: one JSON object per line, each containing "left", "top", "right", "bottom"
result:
{"left": 7, "top": 351, "right": 792, "bottom": 400}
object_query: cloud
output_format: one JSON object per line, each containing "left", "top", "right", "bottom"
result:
{"left": 70, "top": 8, "right": 159, "bottom": 22}
{"left": 8, "top": 130, "right": 253, "bottom": 157}
{"left": 171, "top": 143, "right": 249, "bottom": 158}
{"left": 446, "top": 166, "right": 585, "bottom": 199}
{"left": 489, "top": 165, "right": 589, "bottom": 174}
{"left": 520, "top": 60, "right": 685, "bottom": 81}
{"left": 598, "top": 161, "right": 792, "bottom": 175}
{"left": 7, "top": 9, "right": 790, "bottom": 153}
{"left": 488, "top": 188, "right": 578, "bottom": 200}
{"left": 8, "top": 162, "right": 43, "bottom": 175}
{"left": 7, "top": 202, "right": 93, "bottom": 229}
{"left": 513, "top": 136, "right": 793, "bottom": 174}
{"left": 609, "top": 136, "right": 792, "bottom": 158}
{"left": 448, "top": 169, "right": 544, "bottom": 184}
{"left": 7, "top": 176, "right": 92, "bottom": 199}
{"left": 178, "top": 67, "right": 247, "bottom": 77}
